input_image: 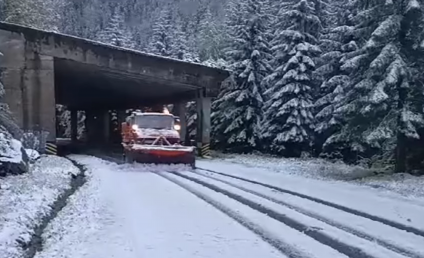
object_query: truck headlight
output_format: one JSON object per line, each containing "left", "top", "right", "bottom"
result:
{"left": 174, "top": 124, "right": 181, "bottom": 131}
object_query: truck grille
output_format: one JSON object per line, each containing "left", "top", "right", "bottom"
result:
{"left": 137, "top": 138, "right": 180, "bottom": 145}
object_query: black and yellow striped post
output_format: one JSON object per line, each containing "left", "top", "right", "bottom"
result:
{"left": 199, "top": 143, "right": 211, "bottom": 158}
{"left": 45, "top": 142, "right": 57, "bottom": 155}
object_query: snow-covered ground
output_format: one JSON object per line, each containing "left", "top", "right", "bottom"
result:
{"left": 35, "top": 154, "right": 424, "bottom": 258}
{"left": 0, "top": 156, "right": 80, "bottom": 258}
{"left": 36, "top": 155, "right": 281, "bottom": 258}
{"left": 215, "top": 153, "right": 424, "bottom": 198}
{"left": 196, "top": 160, "right": 424, "bottom": 228}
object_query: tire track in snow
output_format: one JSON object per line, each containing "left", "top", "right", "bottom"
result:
{"left": 191, "top": 170, "right": 424, "bottom": 258}
{"left": 156, "top": 172, "right": 326, "bottom": 258}
{"left": 173, "top": 171, "right": 411, "bottom": 258}
{"left": 196, "top": 167, "right": 424, "bottom": 238}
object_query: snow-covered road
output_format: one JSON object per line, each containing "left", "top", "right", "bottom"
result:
{"left": 35, "top": 155, "right": 424, "bottom": 258}
{"left": 36, "top": 156, "right": 282, "bottom": 258}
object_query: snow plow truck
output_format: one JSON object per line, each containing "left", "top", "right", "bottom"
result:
{"left": 121, "top": 109, "right": 196, "bottom": 168}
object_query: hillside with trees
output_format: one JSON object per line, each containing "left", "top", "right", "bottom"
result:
{"left": 2, "top": 0, "right": 424, "bottom": 174}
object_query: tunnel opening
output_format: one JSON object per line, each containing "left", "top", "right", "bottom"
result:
{"left": 52, "top": 57, "right": 201, "bottom": 155}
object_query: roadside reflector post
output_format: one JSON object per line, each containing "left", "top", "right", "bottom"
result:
{"left": 45, "top": 142, "right": 57, "bottom": 155}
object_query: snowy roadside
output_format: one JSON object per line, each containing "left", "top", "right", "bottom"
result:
{"left": 0, "top": 156, "right": 81, "bottom": 258}
{"left": 213, "top": 153, "right": 424, "bottom": 198}
{"left": 35, "top": 155, "right": 136, "bottom": 258}
{"left": 196, "top": 160, "right": 424, "bottom": 233}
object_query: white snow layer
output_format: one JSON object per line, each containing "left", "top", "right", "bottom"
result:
{"left": 191, "top": 170, "right": 424, "bottom": 258}
{"left": 163, "top": 172, "right": 348, "bottom": 258}
{"left": 37, "top": 155, "right": 282, "bottom": 258}
{"left": 216, "top": 153, "right": 424, "bottom": 198}
{"left": 0, "top": 133, "right": 23, "bottom": 164}
{"left": 0, "top": 156, "right": 80, "bottom": 258}
{"left": 196, "top": 160, "right": 424, "bottom": 233}
{"left": 25, "top": 149, "right": 40, "bottom": 162}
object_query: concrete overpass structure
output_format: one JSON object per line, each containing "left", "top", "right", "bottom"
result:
{"left": 0, "top": 22, "right": 229, "bottom": 152}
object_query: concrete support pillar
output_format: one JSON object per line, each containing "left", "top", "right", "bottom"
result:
{"left": 0, "top": 33, "right": 56, "bottom": 142}
{"left": 30, "top": 54, "right": 56, "bottom": 142}
{"left": 173, "top": 102, "right": 187, "bottom": 144}
{"left": 70, "top": 109, "right": 78, "bottom": 142}
{"left": 85, "top": 110, "right": 102, "bottom": 145}
{"left": 84, "top": 110, "right": 95, "bottom": 144}
{"left": 117, "top": 110, "right": 126, "bottom": 124}
{"left": 196, "top": 90, "right": 211, "bottom": 157}
{"left": 103, "top": 110, "right": 110, "bottom": 144}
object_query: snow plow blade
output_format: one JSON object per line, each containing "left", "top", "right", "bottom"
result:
{"left": 124, "top": 145, "right": 195, "bottom": 168}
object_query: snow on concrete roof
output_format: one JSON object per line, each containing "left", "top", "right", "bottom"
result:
{"left": 0, "top": 22, "right": 231, "bottom": 73}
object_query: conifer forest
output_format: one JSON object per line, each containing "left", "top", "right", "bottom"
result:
{"left": 1, "top": 0, "right": 424, "bottom": 174}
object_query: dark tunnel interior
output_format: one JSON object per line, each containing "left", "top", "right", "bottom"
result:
{"left": 54, "top": 58, "right": 200, "bottom": 110}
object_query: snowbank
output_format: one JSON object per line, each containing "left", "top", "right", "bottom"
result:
{"left": 0, "top": 156, "right": 80, "bottom": 258}
{"left": 218, "top": 153, "right": 424, "bottom": 198}
{"left": 25, "top": 149, "right": 40, "bottom": 162}
{"left": 355, "top": 173, "right": 424, "bottom": 198}
{"left": 0, "top": 132, "right": 23, "bottom": 164}
{"left": 220, "top": 153, "right": 367, "bottom": 180}
{"left": 35, "top": 156, "right": 124, "bottom": 258}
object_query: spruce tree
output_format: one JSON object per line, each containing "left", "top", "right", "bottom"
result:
{"left": 171, "top": 16, "right": 193, "bottom": 61}
{"left": 213, "top": 0, "right": 272, "bottom": 153}
{"left": 334, "top": 0, "right": 424, "bottom": 170}
{"left": 198, "top": 7, "right": 224, "bottom": 62}
{"left": 97, "top": 11, "right": 135, "bottom": 49}
{"left": 211, "top": 75, "right": 235, "bottom": 149}
{"left": 314, "top": 0, "right": 357, "bottom": 158}
{"left": 262, "top": 0, "right": 321, "bottom": 156}
{"left": 3, "top": 0, "right": 64, "bottom": 31}
{"left": 146, "top": 5, "right": 174, "bottom": 57}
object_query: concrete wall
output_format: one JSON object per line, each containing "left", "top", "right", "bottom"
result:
{"left": 0, "top": 29, "right": 56, "bottom": 141}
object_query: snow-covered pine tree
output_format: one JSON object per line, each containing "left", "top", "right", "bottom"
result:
{"left": 213, "top": 0, "right": 272, "bottom": 153}
{"left": 56, "top": 105, "right": 85, "bottom": 139}
{"left": 146, "top": 5, "right": 174, "bottom": 57}
{"left": 3, "top": 0, "right": 64, "bottom": 31}
{"left": 97, "top": 10, "right": 135, "bottom": 49}
{"left": 313, "top": 0, "right": 357, "bottom": 158}
{"left": 334, "top": 0, "right": 424, "bottom": 171}
{"left": 222, "top": 0, "right": 243, "bottom": 59}
{"left": 211, "top": 75, "right": 236, "bottom": 149}
{"left": 171, "top": 16, "right": 193, "bottom": 61}
{"left": 56, "top": 104, "right": 70, "bottom": 137}
{"left": 197, "top": 7, "right": 225, "bottom": 62}
{"left": 262, "top": 0, "right": 321, "bottom": 157}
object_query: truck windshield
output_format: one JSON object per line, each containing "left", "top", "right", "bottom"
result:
{"left": 134, "top": 115, "right": 174, "bottom": 129}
